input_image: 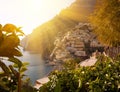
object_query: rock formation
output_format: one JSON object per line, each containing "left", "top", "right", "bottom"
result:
{"left": 50, "top": 23, "right": 104, "bottom": 63}
{"left": 21, "top": 0, "right": 97, "bottom": 58}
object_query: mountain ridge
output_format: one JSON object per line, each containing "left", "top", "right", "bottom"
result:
{"left": 21, "top": 0, "right": 96, "bottom": 58}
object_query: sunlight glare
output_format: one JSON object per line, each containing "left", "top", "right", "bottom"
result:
{"left": 0, "top": 0, "right": 75, "bottom": 35}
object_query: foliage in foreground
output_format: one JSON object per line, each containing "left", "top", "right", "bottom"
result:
{"left": 0, "top": 24, "right": 36, "bottom": 92}
{"left": 39, "top": 55, "right": 120, "bottom": 92}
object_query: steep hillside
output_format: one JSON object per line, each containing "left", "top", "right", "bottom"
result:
{"left": 60, "top": 0, "right": 96, "bottom": 21}
{"left": 49, "top": 23, "right": 103, "bottom": 64}
{"left": 21, "top": 0, "right": 96, "bottom": 58}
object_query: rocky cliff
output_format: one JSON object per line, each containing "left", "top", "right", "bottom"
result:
{"left": 21, "top": 0, "right": 97, "bottom": 58}
{"left": 49, "top": 23, "right": 103, "bottom": 64}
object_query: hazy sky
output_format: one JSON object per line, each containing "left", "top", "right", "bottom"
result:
{"left": 0, "top": 0, "right": 75, "bottom": 34}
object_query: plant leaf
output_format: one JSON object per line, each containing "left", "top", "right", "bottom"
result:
{"left": 20, "top": 67, "right": 27, "bottom": 73}
{"left": 2, "top": 24, "right": 17, "bottom": 33}
{"left": 0, "top": 60, "right": 10, "bottom": 75}
{"left": 8, "top": 57, "right": 23, "bottom": 68}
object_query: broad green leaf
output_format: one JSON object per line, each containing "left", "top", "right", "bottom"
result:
{"left": 12, "top": 48, "right": 23, "bottom": 56}
{"left": 0, "top": 61, "right": 10, "bottom": 75}
{"left": 8, "top": 57, "right": 22, "bottom": 68}
{"left": 2, "top": 24, "right": 17, "bottom": 33}
{"left": 0, "top": 48, "right": 22, "bottom": 57}
{"left": 13, "top": 63, "right": 18, "bottom": 68}
{"left": 5, "top": 34, "right": 20, "bottom": 48}
{"left": 0, "top": 34, "right": 21, "bottom": 57}
{"left": 20, "top": 67, "right": 27, "bottom": 73}
{"left": 22, "top": 62, "right": 29, "bottom": 66}
{"left": 9, "top": 65, "right": 18, "bottom": 77}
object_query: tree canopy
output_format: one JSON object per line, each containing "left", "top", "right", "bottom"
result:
{"left": 90, "top": 0, "right": 120, "bottom": 47}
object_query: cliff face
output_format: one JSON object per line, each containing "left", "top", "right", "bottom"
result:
{"left": 50, "top": 23, "right": 103, "bottom": 63}
{"left": 21, "top": 0, "right": 96, "bottom": 58}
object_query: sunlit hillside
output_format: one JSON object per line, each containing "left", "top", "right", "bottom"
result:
{"left": 21, "top": 0, "right": 96, "bottom": 58}
{"left": 60, "top": 0, "right": 96, "bottom": 21}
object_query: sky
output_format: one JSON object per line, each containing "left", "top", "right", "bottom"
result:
{"left": 0, "top": 0, "right": 75, "bottom": 34}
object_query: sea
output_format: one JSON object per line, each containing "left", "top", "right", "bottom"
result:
{"left": 0, "top": 48, "right": 53, "bottom": 85}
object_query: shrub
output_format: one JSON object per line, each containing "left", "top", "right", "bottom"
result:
{"left": 39, "top": 55, "right": 120, "bottom": 92}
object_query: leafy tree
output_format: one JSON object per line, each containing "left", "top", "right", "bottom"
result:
{"left": 89, "top": 0, "right": 120, "bottom": 47}
{"left": 0, "top": 23, "right": 29, "bottom": 92}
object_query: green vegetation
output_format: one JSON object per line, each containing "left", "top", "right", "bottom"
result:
{"left": 38, "top": 0, "right": 120, "bottom": 92}
{"left": 39, "top": 55, "right": 120, "bottom": 92}
{"left": 22, "top": 0, "right": 96, "bottom": 58}
{"left": 1, "top": 0, "right": 120, "bottom": 92}
{"left": 0, "top": 24, "right": 35, "bottom": 92}
{"left": 89, "top": 0, "right": 120, "bottom": 47}
{"left": 25, "top": 16, "right": 77, "bottom": 59}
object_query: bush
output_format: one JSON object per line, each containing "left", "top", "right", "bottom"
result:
{"left": 39, "top": 55, "right": 120, "bottom": 92}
